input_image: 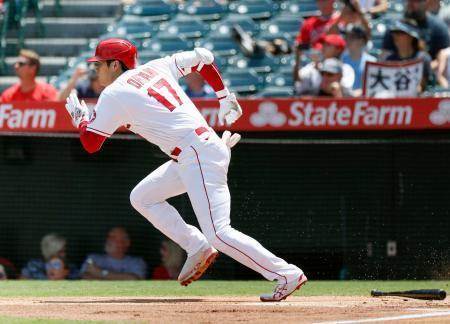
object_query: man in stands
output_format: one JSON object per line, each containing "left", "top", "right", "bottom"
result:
{"left": 0, "top": 49, "right": 58, "bottom": 102}
{"left": 80, "top": 227, "right": 147, "bottom": 280}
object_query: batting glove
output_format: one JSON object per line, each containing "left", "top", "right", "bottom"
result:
{"left": 218, "top": 93, "right": 243, "bottom": 126}
{"left": 65, "top": 93, "right": 89, "bottom": 128}
{"left": 221, "top": 130, "right": 241, "bottom": 149}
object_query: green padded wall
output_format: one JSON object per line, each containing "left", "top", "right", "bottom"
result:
{"left": 0, "top": 133, "right": 449, "bottom": 279}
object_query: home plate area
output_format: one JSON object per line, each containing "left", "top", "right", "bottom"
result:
{"left": 0, "top": 296, "right": 448, "bottom": 323}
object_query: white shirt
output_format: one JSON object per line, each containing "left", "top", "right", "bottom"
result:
{"left": 87, "top": 55, "right": 209, "bottom": 155}
{"left": 295, "top": 62, "right": 355, "bottom": 95}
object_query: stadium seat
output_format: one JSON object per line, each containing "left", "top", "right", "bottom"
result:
{"left": 197, "top": 35, "right": 240, "bottom": 57}
{"left": 123, "top": 1, "right": 178, "bottom": 21}
{"left": 222, "top": 68, "right": 264, "bottom": 94}
{"left": 158, "top": 14, "right": 209, "bottom": 39}
{"left": 280, "top": 0, "right": 319, "bottom": 17}
{"left": 228, "top": 0, "right": 279, "bottom": 20}
{"left": 256, "top": 85, "right": 294, "bottom": 97}
{"left": 265, "top": 70, "right": 294, "bottom": 87}
{"left": 209, "top": 14, "right": 260, "bottom": 37}
{"left": 179, "top": 0, "right": 228, "bottom": 21}
{"left": 260, "top": 14, "right": 302, "bottom": 39}
{"left": 107, "top": 20, "right": 158, "bottom": 39}
{"left": 139, "top": 51, "right": 164, "bottom": 64}
{"left": 141, "top": 35, "right": 194, "bottom": 55}
{"left": 227, "top": 54, "right": 279, "bottom": 73}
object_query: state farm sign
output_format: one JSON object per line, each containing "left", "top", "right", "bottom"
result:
{"left": 195, "top": 98, "right": 442, "bottom": 131}
{"left": 0, "top": 98, "right": 449, "bottom": 133}
{"left": 287, "top": 101, "right": 412, "bottom": 127}
{"left": 0, "top": 104, "right": 56, "bottom": 129}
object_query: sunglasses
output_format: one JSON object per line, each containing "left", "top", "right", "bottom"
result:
{"left": 15, "top": 61, "right": 32, "bottom": 67}
{"left": 321, "top": 71, "right": 338, "bottom": 77}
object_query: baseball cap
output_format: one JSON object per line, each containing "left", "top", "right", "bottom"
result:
{"left": 390, "top": 19, "right": 421, "bottom": 40}
{"left": 323, "top": 34, "right": 347, "bottom": 51}
{"left": 319, "top": 58, "right": 343, "bottom": 74}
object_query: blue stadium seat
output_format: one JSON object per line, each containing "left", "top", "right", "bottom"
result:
{"left": 197, "top": 35, "right": 240, "bottom": 57}
{"left": 222, "top": 68, "right": 264, "bottom": 94}
{"left": 141, "top": 35, "right": 194, "bottom": 55}
{"left": 265, "top": 70, "right": 294, "bottom": 87}
{"left": 159, "top": 14, "right": 209, "bottom": 39}
{"left": 280, "top": 0, "right": 319, "bottom": 17}
{"left": 123, "top": 1, "right": 178, "bottom": 21}
{"left": 107, "top": 20, "right": 158, "bottom": 40}
{"left": 260, "top": 14, "right": 302, "bottom": 39}
{"left": 209, "top": 14, "right": 260, "bottom": 37}
{"left": 256, "top": 86, "right": 294, "bottom": 97}
{"left": 179, "top": 0, "right": 228, "bottom": 21}
{"left": 227, "top": 54, "right": 279, "bottom": 73}
{"left": 228, "top": 0, "right": 279, "bottom": 20}
{"left": 139, "top": 51, "right": 164, "bottom": 64}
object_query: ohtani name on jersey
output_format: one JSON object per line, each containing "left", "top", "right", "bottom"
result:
{"left": 0, "top": 104, "right": 56, "bottom": 129}
{"left": 127, "top": 67, "right": 159, "bottom": 88}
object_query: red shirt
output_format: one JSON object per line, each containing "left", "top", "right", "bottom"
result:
{"left": 295, "top": 15, "right": 339, "bottom": 49}
{"left": 0, "top": 82, "right": 58, "bottom": 102}
{"left": 151, "top": 265, "right": 172, "bottom": 280}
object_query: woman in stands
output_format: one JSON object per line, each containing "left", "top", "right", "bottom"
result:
{"left": 386, "top": 19, "right": 432, "bottom": 93}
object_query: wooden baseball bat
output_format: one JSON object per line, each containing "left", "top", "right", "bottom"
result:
{"left": 371, "top": 289, "right": 446, "bottom": 300}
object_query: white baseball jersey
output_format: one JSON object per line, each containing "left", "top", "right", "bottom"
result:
{"left": 87, "top": 55, "right": 209, "bottom": 155}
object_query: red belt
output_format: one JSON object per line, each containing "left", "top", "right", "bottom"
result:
{"left": 170, "top": 126, "right": 209, "bottom": 160}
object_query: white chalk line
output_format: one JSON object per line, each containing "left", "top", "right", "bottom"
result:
{"left": 315, "top": 309, "right": 450, "bottom": 324}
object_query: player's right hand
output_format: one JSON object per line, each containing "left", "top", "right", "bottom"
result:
{"left": 65, "top": 93, "right": 89, "bottom": 128}
{"left": 218, "top": 93, "right": 243, "bottom": 126}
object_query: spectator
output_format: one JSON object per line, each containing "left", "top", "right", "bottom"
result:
{"left": 329, "top": 0, "right": 371, "bottom": 38}
{"left": 0, "top": 49, "right": 58, "bottom": 102}
{"left": 151, "top": 240, "right": 185, "bottom": 280}
{"left": 295, "top": 34, "right": 355, "bottom": 96}
{"left": 358, "top": 0, "right": 388, "bottom": 17}
{"left": 183, "top": 73, "right": 215, "bottom": 99}
{"left": 293, "top": 0, "right": 340, "bottom": 81}
{"left": 385, "top": 19, "right": 432, "bottom": 93}
{"left": 80, "top": 227, "right": 146, "bottom": 280}
{"left": 381, "top": 0, "right": 449, "bottom": 61}
{"left": 435, "top": 46, "right": 450, "bottom": 88}
{"left": 0, "top": 256, "right": 18, "bottom": 279}
{"left": 59, "top": 65, "right": 104, "bottom": 101}
{"left": 427, "top": 0, "right": 441, "bottom": 15}
{"left": 342, "top": 24, "right": 377, "bottom": 94}
{"left": 297, "top": 58, "right": 352, "bottom": 97}
{"left": 21, "top": 233, "right": 79, "bottom": 280}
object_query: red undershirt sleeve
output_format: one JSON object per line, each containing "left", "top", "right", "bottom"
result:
{"left": 195, "top": 63, "right": 229, "bottom": 99}
{"left": 79, "top": 121, "right": 107, "bottom": 154}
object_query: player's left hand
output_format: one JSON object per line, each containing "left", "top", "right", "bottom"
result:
{"left": 65, "top": 93, "right": 89, "bottom": 128}
{"left": 218, "top": 93, "right": 243, "bottom": 126}
{"left": 221, "top": 130, "right": 241, "bottom": 148}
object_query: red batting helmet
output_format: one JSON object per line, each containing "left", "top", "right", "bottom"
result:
{"left": 87, "top": 38, "right": 138, "bottom": 69}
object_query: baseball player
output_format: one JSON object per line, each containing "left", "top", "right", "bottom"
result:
{"left": 65, "top": 38, "right": 307, "bottom": 301}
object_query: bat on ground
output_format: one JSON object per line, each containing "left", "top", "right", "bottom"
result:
{"left": 371, "top": 289, "right": 446, "bottom": 300}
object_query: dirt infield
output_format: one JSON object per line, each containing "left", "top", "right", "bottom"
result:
{"left": 0, "top": 296, "right": 449, "bottom": 323}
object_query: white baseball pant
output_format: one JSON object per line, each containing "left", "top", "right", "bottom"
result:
{"left": 130, "top": 130, "right": 301, "bottom": 283}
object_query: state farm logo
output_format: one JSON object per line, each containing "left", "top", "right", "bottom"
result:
{"left": 250, "top": 102, "right": 286, "bottom": 127}
{"left": 429, "top": 100, "right": 450, "bottom": 125}
{"left": 0, "top": 104, "right": 56, "bottom": 129}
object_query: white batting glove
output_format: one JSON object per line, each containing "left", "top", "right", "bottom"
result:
{"left": 221, "top": 130, "right": 241, "bottom": 149}
{"left": 65, "top": 93, "right": 89, "bottom": 128}
{"left": 218, "top": 93, "right": 243, "bottom": 126}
